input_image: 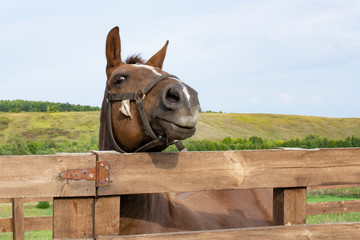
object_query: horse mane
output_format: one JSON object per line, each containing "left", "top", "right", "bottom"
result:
{"left": 125, "top": 54, "right": 145, "bottom": 64}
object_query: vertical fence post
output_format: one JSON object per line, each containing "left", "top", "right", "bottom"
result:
{"left": 53, "top": 197, "right": 95, "bottom": 239}
{"left": 12, "top": 198, "right": 24, "bottom": 240}
{"left": 94, "top": 196, "right": 121, "bottom": 236}
{"left": 273, "top": 187, "right": 307, "bottom": 225}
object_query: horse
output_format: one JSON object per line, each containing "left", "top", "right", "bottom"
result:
{"left": 99, "top": 26, "right": 273, "bottom": 235}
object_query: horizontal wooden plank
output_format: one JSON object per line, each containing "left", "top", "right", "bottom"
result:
{"left": 0, "top": 153, "right": 96, "bottom": 198}
{"left": 307, "top": 200, "right": 360, "bottom": 215}
{"left": 25, "top": 216, "right": 52, "bottom": 231}
{"left": 97, "top": 148, "right": 360, "bottom": 195}
{"left": 0, "top": 197, "right": 53, "bottom": 203}
{"left": 52, "top": 237, "right": 94, "bottom": 239}
{"left": 0, "top": 217, "right": 12, "bottom": 232}
{"left": 0, "top": 216, "right": 52, "bottom": 232}
{"left": 308, "top": 184, "right": 360, "bottom": 190}
{"left": 97, "top": 222, "right": 360, "bottom": 240}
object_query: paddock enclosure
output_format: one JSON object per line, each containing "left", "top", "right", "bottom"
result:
{"left": 1, "top": 148, "right": 360, "bottom": 239}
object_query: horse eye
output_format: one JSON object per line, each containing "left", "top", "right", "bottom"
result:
{"left": 114, "top": 76, "right": 126, "bottom": 86}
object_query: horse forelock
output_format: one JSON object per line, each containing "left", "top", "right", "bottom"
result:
{"left": 125, "top": 54, "right": 145, "bottom": 64}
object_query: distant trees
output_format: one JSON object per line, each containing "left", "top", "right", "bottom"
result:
{"left": 0, "top": 100, "right": 100, "bottom": 112}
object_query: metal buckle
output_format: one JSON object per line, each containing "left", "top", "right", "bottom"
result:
{"left": 106, "top": 91, "right": 112, "bottom": 102}
{"left": 136, "top": 90, "right": 146, "bottom": 103}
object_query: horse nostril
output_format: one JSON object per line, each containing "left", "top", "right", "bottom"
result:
{"left": 166, "top": 88, "right": 181, "bottom": 104}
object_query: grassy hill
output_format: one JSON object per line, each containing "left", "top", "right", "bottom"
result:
{"left": 0, "top": 112, "right": 99, "bottom": 145}
{"left": 196, "top": 113, "right": 360, "bottom": 141}
{"left": 1, "top": 112, "right": 360, "bottom": 145}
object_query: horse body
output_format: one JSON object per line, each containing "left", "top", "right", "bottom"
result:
{"left": 99, "top": 26, "right": 272, "bottom": 235}
{"left": 119, "top": 190, "right": 272, "bottom": 235}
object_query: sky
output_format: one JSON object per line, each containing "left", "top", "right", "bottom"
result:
{"left": 0, "top": 0, "right": 359, "bottom": 118}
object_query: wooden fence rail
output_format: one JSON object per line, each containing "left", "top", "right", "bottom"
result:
{"left": 307, "top": 200, "right": 360, "bottom": 215}
{"left": 3, "top": 198, "right": 359, "bottom": 234}
{"left": 0, "top": 197, "right": 53, "bottom": 235}
{"left": 0, "top": 148, "right": 360, "bottom": 239}
{"left": 96, "top": 223, "right": 360, "bottom": 240}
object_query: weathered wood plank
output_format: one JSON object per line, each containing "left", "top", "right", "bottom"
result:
{"left": 0, "top": 197, "right": 53, "bottom": 203}
{"left": 12, "top": 198, "right": 24, "bottom": 240}
{"left": 96, "top": 222, "right": 360, "bottom": 240}
{"left": 53, "top": 238, "right": 94, "bottom": 240}
{"left": 0, "top": 154, "right": 96, "bottom": 198}
{"left": 308, "top": 184, "right": 360, "bottom": 190}
{"left": 24, "top": 216, "right": 52, "bottom": 231}
{"left": 273, "top": 188, "right": 307, "bottom": 225}
{"left": 53, "top": 198, "right": 94, "bottom": 239}
{"left": 96, "top": 148, "right": 360, "bottom": 195}
{"left": 94, "top": 196, "right": 121, "bottom": 236}
{"left": 0, "top": 216, "right": 52, "bottom": 232}
{"left": 307, "top": 200, "right": 360, "bottom": 215}
{"left": 0, "top": 217, "right": 12, "bottom": 232}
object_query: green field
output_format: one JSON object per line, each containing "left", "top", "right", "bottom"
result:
{"left": 1, "top": 112, "right": 360, "bottom": 145}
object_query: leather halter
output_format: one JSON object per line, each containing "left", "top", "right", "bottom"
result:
{"left": 106, "top": 73, "right": 186, "bottom": 153}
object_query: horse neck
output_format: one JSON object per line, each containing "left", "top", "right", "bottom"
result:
{"left": 99, "top": 96, "right": 113, "bottom": 150}
{"left": 121, "top": 193, "right": 168, "bottom": 217}
{"left": 99, "top": 94, "right": 184, "bottom": 233}
{"left": 120, "top": 193, "right": 209, "bottom": 234}
{"left": 120, "top": 193, "right": 172, "bottom": 233}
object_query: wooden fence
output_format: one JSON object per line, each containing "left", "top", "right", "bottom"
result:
{"left": 0, "top": 148, "right": 360, "bottom": 239}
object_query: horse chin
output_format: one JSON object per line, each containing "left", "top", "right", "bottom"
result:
{"left": 154, "top": 118, "right": 197, "bottom": 141}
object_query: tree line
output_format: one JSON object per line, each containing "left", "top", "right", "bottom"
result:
{"left": 0, "top": 100, "right": 100, "bottom": 112}
{"left": 1, "top": 134, "right": 359, "bottom": 155}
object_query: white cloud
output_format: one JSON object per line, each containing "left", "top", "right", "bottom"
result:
{"left": 249, "top": 97, "right": 261, "bottom": 104}
{"left": 277, "top": 93, "right": 294, "bottom": 104}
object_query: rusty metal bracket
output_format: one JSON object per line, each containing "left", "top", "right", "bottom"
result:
{"left": 59, "top": 161, "right": 110, "bottom": 187}
{"left": 97, "top": 161, "right": 110, "bottom": 187}
{"left": 59, "top": 168, "right": 97, "bottom": 181}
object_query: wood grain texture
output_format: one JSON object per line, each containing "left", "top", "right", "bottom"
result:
{"left": 94, "top": 196, "right": 120, "bottom": 236}
{"left": 273, "top": 188, "right": 307, "bottom": 225}
{"left": 97, "top": 148, "right": 360, "bottom": 195}
{"left": 307, "top": 200, "right": 360, "bottom": 215}
{"left": 24, "top": 216, "right": 52, "bottom": 231}
{"left": 0, "top": 197, "right": 52, "bottom": 203}
{"left": 53, "top": 238, "right": 94, "bottom": 240}
{"left": 97, "top": 222, "right": 360, "bottom": 240}
{"left": 12, "top": 198, "right": 24, "bottom": 240}
{"left": 308, "top": 184, "right": 360, "bottom": 190}
{"left": 0, "top": 216, "right": 52, "bottom": 232}
{"left": 0, "top": 217, "right": 12, "bottom": 232}
{"left": 0, "top": 154, "right": 96, "bottom": 198}
{"left": 53, "top": 198, "right": 94, "bottom": 239}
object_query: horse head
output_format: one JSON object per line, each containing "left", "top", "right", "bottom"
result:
{"left": 99, "top": 27, "right": 200, "bottom": 152}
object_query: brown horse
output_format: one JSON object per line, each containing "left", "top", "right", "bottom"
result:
{"left": 99, "top": 26, "right": 273, "bottom": 235}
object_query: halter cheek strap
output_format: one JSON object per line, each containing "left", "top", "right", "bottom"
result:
{"left": 106, "top": 74, "right": 187, "bottom": 153}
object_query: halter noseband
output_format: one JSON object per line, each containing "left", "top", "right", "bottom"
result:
{"left": 106, "top": 74, "right": 186, "bottom": 153}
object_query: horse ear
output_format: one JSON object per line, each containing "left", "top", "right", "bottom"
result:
{"left": 145, "top": 40, "right": 169, "bottom": 69}
{"left": 106, "top": 26, "right": 123, "bottom": 77}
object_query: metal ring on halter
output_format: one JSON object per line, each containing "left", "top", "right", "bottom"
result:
{"left": 136, "top": 90, "right": 146, "bottom": 103}
{"left": 106, "top": 91, "right": 112, "bottom": 102}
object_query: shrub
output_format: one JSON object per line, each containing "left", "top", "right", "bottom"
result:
{"left": 36, "top": 201, "right": 50, "bottom": 209}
